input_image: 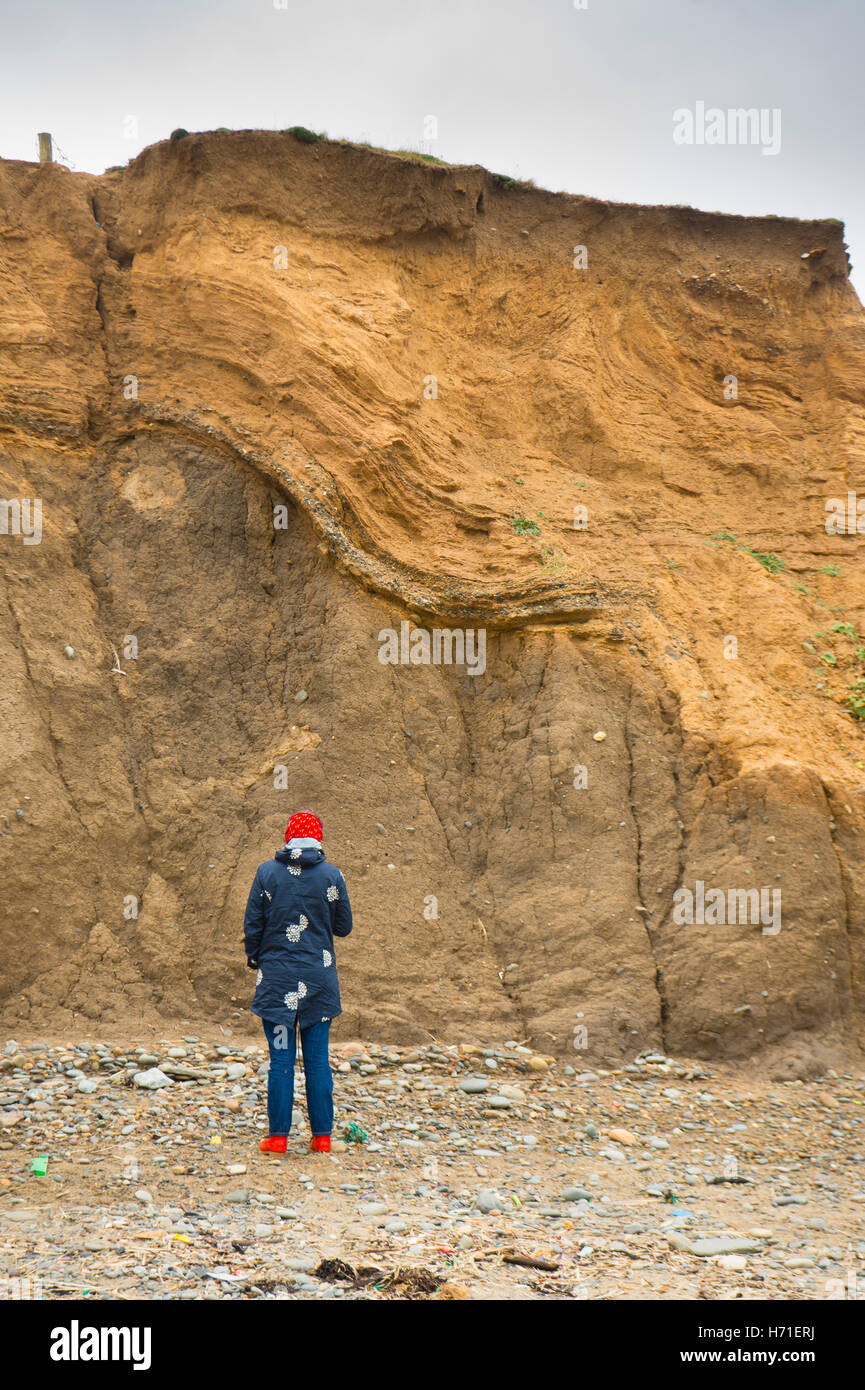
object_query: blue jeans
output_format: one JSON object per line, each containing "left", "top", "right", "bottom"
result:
{"left": 262, "top": 1017, "right": 333, "bottom": 1138}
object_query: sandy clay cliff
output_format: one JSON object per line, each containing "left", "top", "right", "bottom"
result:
{"left": 1, "top": 130, "right": 865, "bottom": 1067}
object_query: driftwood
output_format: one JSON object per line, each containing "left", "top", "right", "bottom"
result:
{"left": 501, "top": 1250, "right": 560, "bottom": 1272}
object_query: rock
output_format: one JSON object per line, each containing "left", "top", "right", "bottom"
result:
{"left": 134, "top": 1189, "right": 153, "bottom": 1204}
{"left": 77, "top": 1078, "right": 99, "bottom": 1094}
{"left": 226, "top": 1163, "right": 247, "bottom": 1176}
{"left": 253, "top": 1224, "right": 274, "bottom": 1238}
{"left": 774, "top": 1195, "right": 806, "bottom": 1207}
{"left": 225, "top": 1063, "right": 248, "bottom": 1081}
{"left": 526, "top": 1056, "right": 549, "bottom": 1073}
{"left": 593, "top": 730, "right": 607, "bottom": 742}
{"left": 599, "top": 1147, "right": 625, "bottom": 1162}
{"left": 688, "top": 1238, "right": 764, "bottom": 1256}
{"left": 718, "top": 1254, "right": 748, "bottom": 1270}
{"left": 487, "top": 1096, "right": 512, "bottom": 1109}
{"left": 583, "top": 1122, "right": 600, "bottom": 1140}
{"left": 608, "top": 1127, "right": 637, "bottom": 1145}
{"left": 295, "top": 690, "right": 308, "bottom": 704}
{"left": 458, "top": 1078, "right": 488, "bottom": 1094}
{"left": 474, "top": 1189, "right": 505, "bottom": 1213}
{"left": 497, "top": 1084, "right": 526, "bottom": 1102}
{"left": 133, "top": 1068, "right": 172, "bottom": 1090}
{"left": 562, "top": 1187, "right": 594, "bottom": 1203}
{"left": 358, "top": 1202, "right": 388, "bottom": 1217}
{"left": 225, "top": 1189, "right": 248, "bottom": 1203}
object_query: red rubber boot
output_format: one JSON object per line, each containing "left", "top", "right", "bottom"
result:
{"left": 260, "top": 1136, "right": 287, "bottom": 1154}
{"left": 309, "top": 1135, "right": 331, "bottom": 1153}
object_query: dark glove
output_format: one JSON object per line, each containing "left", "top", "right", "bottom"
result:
{"left": 247, "top": 957, "right": 258, "bottom": 969}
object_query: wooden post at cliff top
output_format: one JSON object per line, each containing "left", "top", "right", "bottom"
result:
{"left": 38, "top": 133, "right": 53, "bottom": 164}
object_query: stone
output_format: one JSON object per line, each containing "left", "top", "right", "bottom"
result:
{"left": 608, "top": 1128, "right": 637, "bottom": 1145}
{"left": 475, "top": 1189, "right": 505, "bottom": 1213}
{"left": 133, "top": 1068, "right": 172, "bottom": 1090}
{"left": 688, "top": 1238, "right": 764, "bottom": 1257}
{"left": 458, "top": 1078, "right": 488, "bottom": 1094}
{"left": 497, "top": 1085, "right": 526, "bottom": 1102}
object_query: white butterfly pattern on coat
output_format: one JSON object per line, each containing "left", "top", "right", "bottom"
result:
{"left": 323, "top": 949, "right": 332, "bottom": 967}
{"left": 285, "top": 913, "right": 309, "bottom": 943}
{"left": 326, "top": 883, "right": 340, "bottom": 902}
{"left": 284, "top": 980, "right": 308, "bottom": 1011}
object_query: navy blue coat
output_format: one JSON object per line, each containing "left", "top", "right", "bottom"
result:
{"left": 243, "top": 845, "right": 353, "bottom": 1029}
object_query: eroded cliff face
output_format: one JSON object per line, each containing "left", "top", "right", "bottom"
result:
{"left": 1, "top": 131, "right": 864, "bottom": 1061}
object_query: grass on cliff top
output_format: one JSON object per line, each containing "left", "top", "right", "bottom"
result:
{"left": 158, "top": 123, "right": 541, "bottom": 187}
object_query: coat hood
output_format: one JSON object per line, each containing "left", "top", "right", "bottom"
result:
{"left": 275, "top": 844, "right": 325, "bottom": 869}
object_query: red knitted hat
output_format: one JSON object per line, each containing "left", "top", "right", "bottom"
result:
{"left": 285, "top": 810, "right": 323, "bottom": 843}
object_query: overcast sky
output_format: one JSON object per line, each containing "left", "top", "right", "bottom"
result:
{"left": 1, "top": 0, "right": 862, "bottom": 293}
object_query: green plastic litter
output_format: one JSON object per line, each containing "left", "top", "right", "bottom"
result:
{"left": 342, "top": 1122, "right": 368, "bottom": 1145}
{"left": 30, "top": 1154, "right": 49, "bottom": 1176}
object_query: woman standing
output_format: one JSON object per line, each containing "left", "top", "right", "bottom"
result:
{"left": 243, "top": 811, "right": 353, "bottom": 1154}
